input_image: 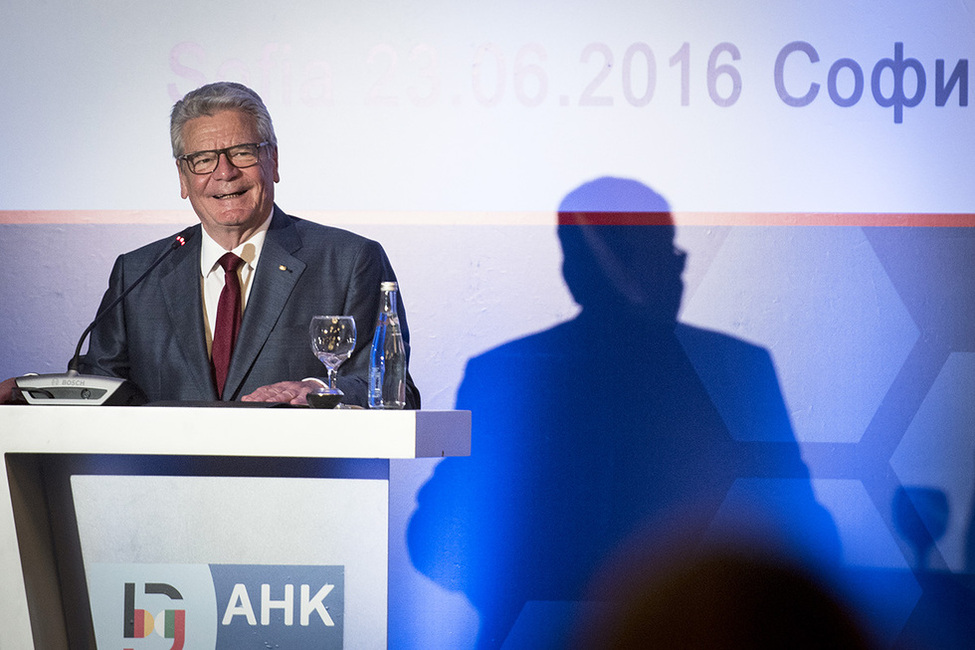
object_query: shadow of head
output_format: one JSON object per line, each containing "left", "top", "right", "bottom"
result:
{"left": 557, "top": 177, "right": 685, "bottom": 322}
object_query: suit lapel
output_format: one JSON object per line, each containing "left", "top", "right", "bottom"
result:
{"left": 158, "top": 226, "right": 217, "bottom": 400}
{"left": 223, "top": 208, "right": 306, "bottom": 399}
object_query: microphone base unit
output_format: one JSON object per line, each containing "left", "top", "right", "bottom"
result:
{"left": 15, "top": 373, "right": 148, "bottom": 406}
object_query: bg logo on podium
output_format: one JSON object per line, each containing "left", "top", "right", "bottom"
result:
{"left": 124, "top": 581, "right": 186, "bottom": 649}
{"left": 90, "top": 563, "right": 345, "bottom": 649}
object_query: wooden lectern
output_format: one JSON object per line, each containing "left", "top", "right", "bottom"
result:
{"left": 0, "top": 405, "right": 471, "bottom": 649}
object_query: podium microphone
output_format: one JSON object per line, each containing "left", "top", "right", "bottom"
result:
{"left": 15, "top": 227, "right": 196, "bottom": 406}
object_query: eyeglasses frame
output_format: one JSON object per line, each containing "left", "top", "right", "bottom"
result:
{"left": 177, "top": 141, "right": 271, "bottom": 175}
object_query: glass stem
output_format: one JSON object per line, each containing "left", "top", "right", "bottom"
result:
{"left": 327, "top": 367, "right": 338, "bottom": 391}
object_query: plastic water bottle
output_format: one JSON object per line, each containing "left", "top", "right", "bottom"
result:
{"left": 368, "top": 281, "right": 406, "bottom": 409}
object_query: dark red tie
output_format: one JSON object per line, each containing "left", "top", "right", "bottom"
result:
{"left": 212, "top": 252, "right": 243, "bottom": 399}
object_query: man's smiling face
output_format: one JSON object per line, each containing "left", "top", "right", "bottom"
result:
{"left": 177, "top": 109, "right": 279, "bottom": 248}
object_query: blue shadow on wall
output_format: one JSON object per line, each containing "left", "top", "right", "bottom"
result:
{"left": 407, "top": 178, "right": 846, "bottom": 648}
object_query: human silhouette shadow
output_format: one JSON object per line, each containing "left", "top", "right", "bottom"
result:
{"left": 968, "top": 450, "right": 975, "bottom": 573}
{"left": 408, "top": 178, "right": 841, "bottom": 648}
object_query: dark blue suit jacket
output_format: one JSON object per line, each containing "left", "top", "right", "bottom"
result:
{"left": 78, "top": 206, "right": 419, "bottom": 406}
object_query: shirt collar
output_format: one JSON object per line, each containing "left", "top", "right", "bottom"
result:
{"left": 199, "top": 213, "right": 274, "bottom": 276}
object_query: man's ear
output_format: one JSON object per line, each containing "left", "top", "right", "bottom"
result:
{"left": 272, "top": 146, "right": 280, "bottom": 183}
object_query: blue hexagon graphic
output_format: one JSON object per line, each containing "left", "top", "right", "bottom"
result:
{"left": 680, "top": 226, "right": 919, "bottom": 443}
{"left": 890, "top": 351, "right": 975, "bottom": 574}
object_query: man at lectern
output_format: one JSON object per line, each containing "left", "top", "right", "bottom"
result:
{"left": 0, "top": 82, "right": 419, "bottom": 408}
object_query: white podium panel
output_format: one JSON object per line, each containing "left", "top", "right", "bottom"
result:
{"left": 0, "top": 406, "right": 471, "bottom": 650}
{"left": 77, "top": 475, "right": 388, "bottom": 649}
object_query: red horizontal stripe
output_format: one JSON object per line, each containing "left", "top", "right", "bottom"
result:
{"left": 671, "top": 212, "right": 975, "bottom": 227}
{"left": 1, "top": 209, "right": 973, "bottom": 227}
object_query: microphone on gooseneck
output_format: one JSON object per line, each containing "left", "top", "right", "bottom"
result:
{"left": 15, "top": 227, "right": 196, "bottom": 406}
{"left": 67, "top": 227, "right": 196, "bottom": 373}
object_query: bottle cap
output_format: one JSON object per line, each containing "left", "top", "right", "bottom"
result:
{"left": 380, "top": 281, "right": 398, "bottom": 291}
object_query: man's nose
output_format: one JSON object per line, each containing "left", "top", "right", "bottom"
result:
{"left": 211, "top": 152, "right": 242, "bottom": 179}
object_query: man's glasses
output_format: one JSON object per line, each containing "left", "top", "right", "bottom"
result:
{"left": 177, "top": 142, "right": 270, "bottom": 175}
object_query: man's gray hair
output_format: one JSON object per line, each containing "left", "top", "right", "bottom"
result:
{"left": 170, "top": 82, "right": 277, "bottom": 157}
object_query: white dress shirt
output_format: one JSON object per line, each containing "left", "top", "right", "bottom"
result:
{"left": 199, "top": 214, "right": 273, "bottom": 357}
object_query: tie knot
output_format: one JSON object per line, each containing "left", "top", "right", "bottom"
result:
{"left": 218, "top": 252, "right": 244, "bottom": 274}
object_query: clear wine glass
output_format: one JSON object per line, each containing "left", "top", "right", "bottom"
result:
{"left": 309, "top": 315, "right": 356, "bottom": 398}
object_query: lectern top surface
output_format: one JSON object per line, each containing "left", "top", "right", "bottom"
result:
{"left": 0, "top": 406, "right": 471, "bottom": 459}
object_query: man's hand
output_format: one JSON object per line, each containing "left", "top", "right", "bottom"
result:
{"left": 241, "top": 379, "right": 325, "bottom": 406}
{"left": 0, "top": 377, "right": 28, "bottom": 405}
{"left": 0, "top": 377, "right": 19, "bottom": 404}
